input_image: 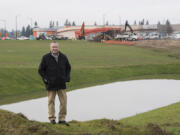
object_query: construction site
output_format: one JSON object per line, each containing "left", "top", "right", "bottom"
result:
{"left": 32, "top": 21, "right": 180, "bottom": 46}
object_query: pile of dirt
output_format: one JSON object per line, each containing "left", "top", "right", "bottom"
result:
{"left": 134, "top": 40, "right": 180, "bottom": 49}
{"left": 104, "top": 40, "right": 134, "bottom": 45}
{"left": 145, "top": 123, "right": 172, "bottom": 135}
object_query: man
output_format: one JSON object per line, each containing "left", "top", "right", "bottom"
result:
{"left": 38, "top": 41, "right": 71, "bottom": 126}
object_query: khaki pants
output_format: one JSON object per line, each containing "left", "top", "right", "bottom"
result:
{"left": 48, "top": 90, "right": 67, "bottom": 121}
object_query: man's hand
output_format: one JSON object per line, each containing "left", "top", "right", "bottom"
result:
{"left": 43, "top": 78, "right": 48, "bottom": 84}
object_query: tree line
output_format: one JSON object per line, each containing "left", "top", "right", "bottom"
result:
{"left": 0, "top": 18, "right": 174, "bottom": 38}
{"left": 21, "top": 25, "right": 33, "bottom": 37}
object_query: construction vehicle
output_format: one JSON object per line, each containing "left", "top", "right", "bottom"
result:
{"left": 115, "top": 33, "right": 138, "bottom": 41}
{"left": 115, "top": 21, "right": 138, "bottom": 41}
{"left": 124, "top": 20, "right": 134, "bottom": 33}
{"left": 36, "top": 33, "right": 48, "bottom": 40}
{"left": 77, "top": 22, "right": 85, "bottom": 40}
{"left": 75, "top": 21, "right": 137, "bottom": 45}
{"left": 75, "top": 22, "right": 121, "bottom": 41}
{"left": 79, "top": 22, "right": 85, "bottom": 40}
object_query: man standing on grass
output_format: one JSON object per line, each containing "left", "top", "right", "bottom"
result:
{"left": 38, "top": 41, "right": 71, "bottom": 126}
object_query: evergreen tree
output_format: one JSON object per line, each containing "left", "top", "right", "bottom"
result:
{"left": 30, "top": 27, "right": 33, "bottom": 35}
{"left": 49, "top": 21, "right": 53, "bottom": 28}
{"left": 25, "top": 25, "right": 31, "bottom": 37}
{"left": 165, "top": 19, "right": 173, "bottom": 34}
{"left": 21, "top": 26, "right": 26, "bottom": 36}
{"left": 72, "top": 21, "right": 76, "bottom": 26}
{"left": 157, "top": 21, "right": 161, "bottom": 25}
{"left": 146, "top": 20, "right": 149, "bottom": 25}
{"left": 34, "top": 21, "right": 38, "bottom": 28}
{"left": 94, "top": 22, "right": 97, "bottom": 26}
{"left": 68, "top": 22, "right": 71, "bottom": 26}
{"left": 141, "top": 19, "right": 145, "bottom": 25}
{"left": 106, "top": 21, "right": 109, "bottom": 26}
{"left": 64, "top": 19, "right": 69, "bottom": 26}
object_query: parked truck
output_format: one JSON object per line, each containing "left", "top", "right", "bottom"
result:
{"left": 115, "top": 21, "right": 138, "bottom": 41}
{"left": 115, "top": 33, "right": 138, "bottom": 41}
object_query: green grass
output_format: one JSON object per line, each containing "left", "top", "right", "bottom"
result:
{"left": 120, "top": 102, "right": 180, "bottom": 135}
{"left": 1, "top": 102, "right": 180, "bottom": 135}
{"left": 0, "top": 40, "right": 180, "bottom": 105}
{"left": 0, "top": 40, "right": 179, "bottom": 68}
{"left": 0, "top": 40, "right": 180, "bottom": 135}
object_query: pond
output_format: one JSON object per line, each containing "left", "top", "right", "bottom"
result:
{"left": 0, "top": 79, "right": 180, "bottom": 122}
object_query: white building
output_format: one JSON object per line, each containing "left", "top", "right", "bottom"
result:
{"left": 56, "top": 25, "right": 143, "bottom": 39}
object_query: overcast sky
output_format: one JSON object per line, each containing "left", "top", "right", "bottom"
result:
{"left": 0, "top": 0, "right": 180, "bottom": 30}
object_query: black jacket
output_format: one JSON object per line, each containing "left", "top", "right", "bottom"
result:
{"left": 38, "top": 52, "right": 71, "bottom": 90}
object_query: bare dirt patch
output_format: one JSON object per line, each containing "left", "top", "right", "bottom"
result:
{"left": 134, "top": 40, "right": 180, "bottom": 49}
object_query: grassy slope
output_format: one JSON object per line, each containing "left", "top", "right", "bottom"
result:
{"left": 0, "top": 40, "right": 180, "bottom": 105}
{"left": 120, "top": 102, "right": 180, "bottom": 135}
{"left": 1, "top": 102, "right": 180, "bottom": 135}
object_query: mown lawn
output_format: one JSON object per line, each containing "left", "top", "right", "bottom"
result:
{"left": 0, "top": 40, "right": 180, "bottom": 135}
{"left": 0, "top": 40, "right": 180, "bottom": 105}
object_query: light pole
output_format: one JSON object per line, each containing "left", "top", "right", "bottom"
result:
{"left": 15, "top": 15, "right": 20, "bottom": 40}
{"left": 16, "top": 16, "right": 18, "bottom": 39}
{"left": 27, "top": 17, "right": 33, "bottom": 28}
{"left": 27, "top": 17, "right": 33, "bottom": 37}
{"left": 102, "top": 14, "right": 106, "bottom": 26}
{"left": 119, "top": 16, "right": 122, "bottom": 26}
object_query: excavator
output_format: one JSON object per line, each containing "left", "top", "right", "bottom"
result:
{"left": 124, "top": 20, "right": 134, "bottom": 33}
{"left": 75, "top": 22, "right": 121, "bottom": 41}
{"left": 115, "top": 21, "right": 138, "bottom": 41}
{"left": 78, "top": 22, "right": 85, "bottom": 40}
{"left": 75, "top": 21, "right": 137, "bottom": 44}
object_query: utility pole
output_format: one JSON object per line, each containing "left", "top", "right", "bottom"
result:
{"left": 15, "top": 15, "right": 20, "bottom": 40}
{"left": 102, "top": 14, "right": 106, "bottom": 26}
{"left": 28, "top": 17, "right": 33, "bottom": 36}
{"left": 119, "top": 16, "right": 121, "bottom": 26}
{"left": 16, "top": 16, "right": 18, "bottom": 40}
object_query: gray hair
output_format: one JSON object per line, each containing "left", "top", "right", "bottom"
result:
{"left": 50, "top": 41, "right": 59, "bottom": 46}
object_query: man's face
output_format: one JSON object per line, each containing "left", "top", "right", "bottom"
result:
{"left": 50, "top": 43, "right": 59, "bottom": 54}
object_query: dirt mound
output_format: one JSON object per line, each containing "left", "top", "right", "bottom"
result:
{"left": 104, "top": 40, "right": 135, "bottom": 45}
{"left": 146, "top": 123, "right": 172, "bottom": 135}
{"left": 135, "top": 40, "right": 180, "bottom": 49}
{"left": 17, "top": 113, "right": 28, "bottom": 120}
